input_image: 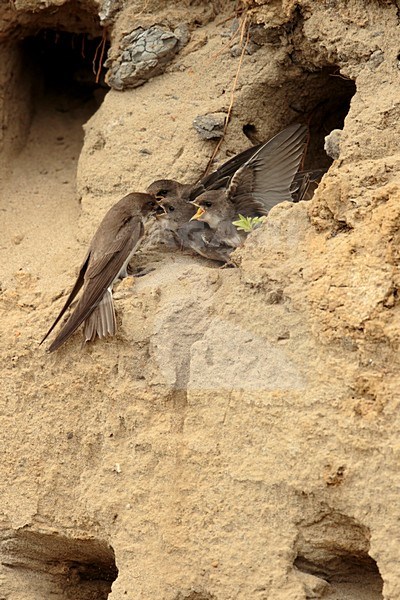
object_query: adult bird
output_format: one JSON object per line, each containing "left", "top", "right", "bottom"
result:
{"left": 41, "top": 193, "right": 158, "bottom": 352}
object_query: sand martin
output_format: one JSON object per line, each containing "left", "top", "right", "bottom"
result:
{"left": 41, "top": 193, "right": 158, "bottom": 352}
{"left": 157, "top": 123, "right": 308, "bottom": 262}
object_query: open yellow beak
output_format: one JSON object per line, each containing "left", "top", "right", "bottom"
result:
{"left": 190, "top": 206, "right": 205, "bottom": 221}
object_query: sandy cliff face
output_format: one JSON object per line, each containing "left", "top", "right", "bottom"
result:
{"left": 0, "top": 0, "right": 399, "bottom": 598}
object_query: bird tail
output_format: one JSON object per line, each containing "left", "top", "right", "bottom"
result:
{"left": 83, "top": 287, "right": 116, "bottom": 344}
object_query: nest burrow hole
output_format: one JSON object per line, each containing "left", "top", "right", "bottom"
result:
{"left": 1, "top": 530, "right": 118, "bottom": 599}
{"left": 241, "top": 65, "right": 356, "bottom": 173}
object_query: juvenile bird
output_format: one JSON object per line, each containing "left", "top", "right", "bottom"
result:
{"left": 158, "top": 123, "right": 308, "bottom": 262}
{"left": 154, "top": 199, "right": 231, "bottom": 263}
{"left": 142, "top": 145, "right": 262, "bottom": 259}
{"left": 41, "top": 193, "right": 158, "bottom": 352}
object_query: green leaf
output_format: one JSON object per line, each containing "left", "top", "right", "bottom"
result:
{"left": 232, "top": 214, "right": 267, "bottom": 232}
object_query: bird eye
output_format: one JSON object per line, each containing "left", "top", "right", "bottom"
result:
{"left": 157, "top": 189, "right": 169, "bottom": 198}
{"left": 168, "top": 206, "right": 175, "bottom": 212}
{"left": 204, "top": 201, "right": 213, "bottom": 208}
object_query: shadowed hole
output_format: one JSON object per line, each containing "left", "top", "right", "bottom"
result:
{"left": 21, "top": 29, "right": 109, "bottom": 116}
{"left": 1, "top": 529, "right": 118, "bottom": 599}
{"left": 295, "top": 512, "right": 383, "bottom": 599}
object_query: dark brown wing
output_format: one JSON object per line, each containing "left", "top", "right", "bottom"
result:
{"left": 227, "top": 124, "right": 308, "bottom": 216}
{"left": 189, "top": 143, "right": 263, "bottom": 201}
{"left": 39, "top": 251, "right": 90, "bottom": 346}
{"left": 47, "top": 218, "right": 144, "bottom": 352}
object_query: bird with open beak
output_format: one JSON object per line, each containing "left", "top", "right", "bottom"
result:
{"left": 142, "top": 140, "right": 270, "bottom": 260}
{"left": 40, "top": 193, "right": 159, "bottom": 352}
{"left": 152, "top": 197, "right": 231, "bottom": 263}
{"left": 155, "top": 123, "right": 308, "bottom": 262}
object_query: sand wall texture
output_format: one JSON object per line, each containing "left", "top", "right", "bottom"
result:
{"left": 0, "top": 0, "right": 399, "bottom": 598}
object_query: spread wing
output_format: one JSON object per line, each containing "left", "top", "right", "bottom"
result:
{"left": 189, "top": 143, "right": 263, "bottom": 201}
{"left": 47, "top": 218, "right": 144, "bottom": 352}
{"left": 226, "top": 124, "right": 308, "bottom": 216}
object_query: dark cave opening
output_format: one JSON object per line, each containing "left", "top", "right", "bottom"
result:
{"left": 239, "top": 65, "right": 355, "bottom": 203}
{"left": 295, "top": 552, "right": 383, "bottom": 599}
{"left": 1, "top": 530, "right": 118, "bottom": 599}
{"left": 0, "top": 9, "right": 112, "bottom": 284}
{"left": 0, "top": 3, "right": 111, "bottom": 162}
{"left": 293, "top": 66, "right": 356, "bottom": 171}
{"left": 240, "top": 64, "right": 356, "bottom": 198}
{"left": 20, "top": 29, "right": 110, "bottom": 115}
{"left": 294, "top": 511, "right": 383, "bottom": 599}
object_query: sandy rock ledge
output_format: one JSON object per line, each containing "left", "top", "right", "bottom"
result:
{"left": 1, "top": 0, "right": 400, "bottom": 599}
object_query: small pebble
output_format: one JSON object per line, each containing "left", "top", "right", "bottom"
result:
{"left": 12, "top": 234, "right": 24, "bottom": 245}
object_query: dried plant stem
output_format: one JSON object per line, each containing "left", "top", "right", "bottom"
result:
{"left": 204, "top": 15, "right": 250, "bottom": 176}
{"left": 92, "top": 30, "right": 108, "bottom": 83}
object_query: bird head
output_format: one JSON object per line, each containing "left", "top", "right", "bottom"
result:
{"left": 146, "top": 179, "right": 178, "bottom": 199}
{"left": 190, "top": 191, "right": 228, "bottom": 228}
{"left": 146, "top": 179, "right": 192, "bottom": 201}
{"left": 156, "top": 197, "right": 199, "bottom": 225}
{"left": 135, "top": 193, "right": 160, "bottom": 217}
